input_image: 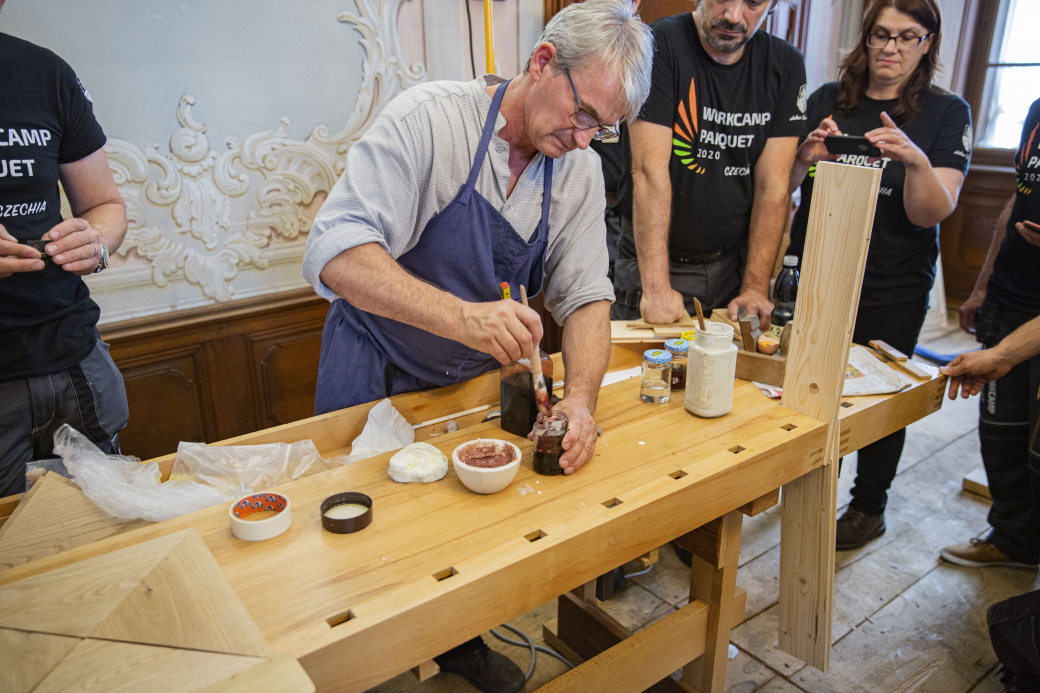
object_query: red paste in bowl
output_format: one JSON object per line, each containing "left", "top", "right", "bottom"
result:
{"left": 458, "top": 442, "right": 518, "bottom": 468}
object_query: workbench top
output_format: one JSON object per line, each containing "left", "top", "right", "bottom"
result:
{"left": 0, "top": 345, "right": 945, "bottom": 693}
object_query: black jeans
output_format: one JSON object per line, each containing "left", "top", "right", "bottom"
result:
{"left": 611, "top": 218, "right": 743, "bottom": 321}
{"left": 976, "top": 299, "right": 1040, "bottom": 564}
{"left": 988, "top": 589, "right": 1040, "bottom": 681}
{"left": 0, "top": 338, "right": 128, "bottom": 497}
{"left": 846, "top": 298, "right": 929, "bottom": 516}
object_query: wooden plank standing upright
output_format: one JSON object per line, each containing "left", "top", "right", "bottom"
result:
{"left": 778, "top": 161, "right": 882, "bottom": 669}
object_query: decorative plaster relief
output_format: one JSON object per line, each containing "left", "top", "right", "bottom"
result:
{"left": 99, "top": 0, "right": 425, "bottom": 304}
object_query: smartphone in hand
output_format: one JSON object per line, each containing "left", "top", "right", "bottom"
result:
{"left": 20, "top": 239, "right": 52, "bottom": 262}
{"left": 824, "top": 134, "right": 883, "bottom": 158}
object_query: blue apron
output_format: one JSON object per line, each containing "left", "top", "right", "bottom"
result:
{"left": 315, "top": 80, "right": 554, "bottom": 414}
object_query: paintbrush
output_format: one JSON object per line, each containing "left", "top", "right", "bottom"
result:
{"left": 520, "top": 285, "right": 551, "bottom": 416}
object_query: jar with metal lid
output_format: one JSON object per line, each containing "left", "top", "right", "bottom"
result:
{"left": 640, "top": 349, "right": 672, "bottom": 404}
{"left": 664, "top": 339, "right": 689, "bottom": 391}
{"left": 684, "top": 322, "right": 737, "bottom": 417}
{"left": 532, "top": 410, "right": 568, "bottom": 475}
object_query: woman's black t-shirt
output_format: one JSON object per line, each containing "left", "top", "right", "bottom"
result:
{"left": 788, "top": 82, "right": 972, "bottom": 307}
{"left": 0, "top": 33, "right": 107, "bottom": 381}
{"left": 986, "top": 98, "right": 1040, "bottom": 314}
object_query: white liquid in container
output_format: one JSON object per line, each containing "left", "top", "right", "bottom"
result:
{"left": 324, "top": 503, "right": 369, "bottom": 520}
{"left": 684, "top": 322, "right": 738, "bottom": 418}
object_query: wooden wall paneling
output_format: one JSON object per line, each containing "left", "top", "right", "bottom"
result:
{"left": 248, "top": 324, "right": 326, "bottom": 430}
{"left": 939, "top": 164, "right": 1016, "bottom": 301}
{"left": 196, "top": 335, "right": 260, "bottom": 443}
{"left": 100, "top": 289, "right": 330, "bottom": 461}
{"left": 117, "top": 350, "right": 208, "bottom": 460}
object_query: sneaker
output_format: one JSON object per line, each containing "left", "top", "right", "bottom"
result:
{"left": 434, "top": 638, "right": 526, "bottom": 693}
{"left": 835, "top": 508, "right": 886, "bottom": 551}
{"left": 940, "top": 538, "right": 1040, "bottom": 570}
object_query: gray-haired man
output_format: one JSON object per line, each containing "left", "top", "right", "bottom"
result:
{"left": 303, "top": 2, "right": 653, "bottom": 690}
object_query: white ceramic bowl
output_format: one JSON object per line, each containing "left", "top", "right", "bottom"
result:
{"left": 452, "top": 439, "right": 522, "bottom": 494}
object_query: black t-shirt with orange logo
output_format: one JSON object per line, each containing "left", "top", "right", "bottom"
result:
{"left": 987, "top": 98, "right": 1040, "bottom": 314}
{"left": 0, "top": 33, "right": 107, "bottom": 381}
{"left": 788, "top": 82, "right": 971, "bottom": 308}
{"left": 618, "top": 12, "right": 806, "bottom": 256}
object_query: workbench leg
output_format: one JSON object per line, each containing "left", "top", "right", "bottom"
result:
{"left": 681, "top": 509, "right": 743, "bottom": 693}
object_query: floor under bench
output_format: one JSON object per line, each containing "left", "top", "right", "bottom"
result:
{"left": 370, "top": 319, "right": 1038, "bottom": 693}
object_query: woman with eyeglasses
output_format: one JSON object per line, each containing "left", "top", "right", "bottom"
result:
{"left": 786, "top": 0, "right": 971, "bottom": 551}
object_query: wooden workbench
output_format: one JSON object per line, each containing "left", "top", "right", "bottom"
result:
{"left": 0, "top": 342, "right": 945, "bottom": 693}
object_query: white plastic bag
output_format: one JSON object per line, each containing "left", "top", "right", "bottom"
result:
{"left": 343, "top": 398, "right": 414, "bottom": 463}
{"left": 54, "top": 425, "right": 233, "bottom": 522}
{"left": 171, "top": 439, "right": 334, "bottom": 492}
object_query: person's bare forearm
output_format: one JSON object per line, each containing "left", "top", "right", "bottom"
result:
{"left": 788, "top": 159, "right": 812, "bottom": 195}
{"left": 903, "top": 162, "right": 957, "bottom": 228}
{"left": 561, "top": 300, "right": 610, "bottom": 413}
{"left": 78, "top": 201, "right": 127, "bottom": 254}
{"left": 744, "top": 176, "right": 789, "bottom": 295}
{"left": 320, "top": 243, "right": 462, "bottom": 338}
{"left": 993, "top": 315, "right": 1040, "bottom": 366}
{"left": 632, "top": 166, "right": 673, "bottom": 296}
{"left": 972, "top": 196, "right": 1013, "bottom": 296}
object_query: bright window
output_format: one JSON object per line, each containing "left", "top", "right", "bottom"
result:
{"left": 977, "top": 0, "right": 1040, "bottom": 148}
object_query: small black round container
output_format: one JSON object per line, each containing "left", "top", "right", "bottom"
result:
{"left": 320, "top": 492, "right": 373, "bottom": 534}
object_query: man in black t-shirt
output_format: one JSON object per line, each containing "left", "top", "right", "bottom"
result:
{"left": 940, "top": 98, "right": 1040, "bottom": 571}
{"left": 0, "top": 23, "right": 129, "bottom": 498}
{"left": 613, "top": 0, "right": 806, "bottom": 323}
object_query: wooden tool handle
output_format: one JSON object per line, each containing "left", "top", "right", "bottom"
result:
{"left": 520, "top": 286, "right": 544, "bottom": 380}
{"left": 693, "top": 297, "right": 706, "bottom": 331}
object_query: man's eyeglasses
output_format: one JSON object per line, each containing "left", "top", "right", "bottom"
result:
{"left": 564, "top": 68, "right": 620, "bottom": 141}
{"left": 866, "top": 29, "right": 930, "bottom": 51}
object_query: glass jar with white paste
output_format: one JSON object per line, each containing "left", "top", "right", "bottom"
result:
{"left": 684, "top": 322, "right": 737, "bottom": 418}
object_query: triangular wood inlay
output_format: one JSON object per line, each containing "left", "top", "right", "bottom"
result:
{"left": 0, "top": 627, "right": 80, "bottom": 693}
{"left": 0, "top": 531, "right": 182, "bottom": 636}
{"left": 89, "top": 530, "right": 271, "bottom": 657}
{"left": 33, "top": 638, "right": 263, "bottom": 693}
{"left": 0, "top": 473, "right": 150, "bottom": 572}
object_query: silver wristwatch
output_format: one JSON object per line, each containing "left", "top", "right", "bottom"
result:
{"left": 93, "top": 243, "right": 109, "bottom": 273}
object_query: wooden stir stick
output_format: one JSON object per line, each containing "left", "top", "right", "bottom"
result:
{"left": 693, "top": 297, "right": 707, "bottom": 331}
{"left": 519, "top": 285, "right": 551, "bottom": 415}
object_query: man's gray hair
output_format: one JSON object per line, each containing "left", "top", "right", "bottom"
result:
{"left": 525, "top": 0, "right": 654, "bottom": 123}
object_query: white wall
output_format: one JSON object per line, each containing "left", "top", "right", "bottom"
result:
{"left": 0, "top": 0, "right": 431, "bottom": 323}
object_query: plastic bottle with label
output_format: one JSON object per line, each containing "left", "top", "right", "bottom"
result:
{"left": 770, "top": 255, "right": 799, "bottom": 332}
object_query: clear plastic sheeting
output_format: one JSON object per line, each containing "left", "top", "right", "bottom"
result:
{"left": 171, "top": 439, "right": 339, "bottom": 492}
{"left": 54, "top": 425, "right": 232, "bottom": 523}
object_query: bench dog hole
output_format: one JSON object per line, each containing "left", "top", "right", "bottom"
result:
{"left": 326, "top": 609, "right": 355, "bottom": 628}
{"left": 780, "top": 423, "right": 797, "bottom": 431}
{"left": 728, "top": 445, "right": 746, "bottom": 454}
{"left": 669, "top": 469, "right": 688, "bottom": 480}
{"left": 602, "top": 498, "right": 623, "bottom": 509}
{"left": 433, "top": 567, "right": 459, "bottom": 581}
{"left": 525, "top": 530, "right": 547, "bottom": 542}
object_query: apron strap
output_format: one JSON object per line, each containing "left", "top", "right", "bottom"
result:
{"left": 537, "top": 156, "right": 553, "bottom": 240}
{"left": 465, "top": 79, "right": 512, "bottom": 194}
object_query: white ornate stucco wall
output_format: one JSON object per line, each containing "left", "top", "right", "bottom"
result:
{"left": 0, "top": 0, "right": 427, "bottom": 322}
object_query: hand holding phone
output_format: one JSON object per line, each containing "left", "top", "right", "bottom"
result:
{"left": 1017, "top": 220, "right": 1040, "bottom": 248}
{"left": 824, "top": 134, "right": 883, "bottom": 158}
{"left": 0, "top": 226, "right": 46, "bottom": 278}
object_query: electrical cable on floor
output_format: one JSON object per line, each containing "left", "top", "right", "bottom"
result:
{"left": 490, "top": 622, "right": 575, "bottom": 683}
{"left": 624, "top": 564, "right": 654, "bottom": 579}
{"left": 464, "top": 0, "right": 478, "bottom": 80}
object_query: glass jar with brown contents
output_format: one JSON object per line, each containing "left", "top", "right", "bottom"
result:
{"left": 664, "top": 338, "right": 689, "bottom": 391}
{"left": 500, "top": 350, "right": 554, "bottom": 437}
{"left": 532, "top": 410, "right": 568, "bottom": 475}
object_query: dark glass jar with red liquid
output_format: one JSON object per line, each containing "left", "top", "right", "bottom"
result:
{"left": 500, "top": 350, "right": 553, "bottom": 437}
{"left": 532, "top": 410, "right": 568, "bottom": 475}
